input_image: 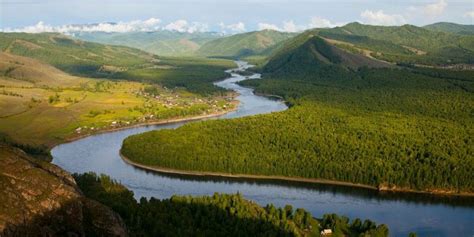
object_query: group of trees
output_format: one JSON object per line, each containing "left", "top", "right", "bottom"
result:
{"left": 74, "top": 172, "right": 389, "bottom": 237}
{"left": 122, "top": 66, "right": 473, "bottom": 193}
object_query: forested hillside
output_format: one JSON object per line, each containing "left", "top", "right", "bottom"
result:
{"left": 313, "top": 22, "right": 474, "bottom": 65}
{"left": 197, "top": 30, "right": 295, "bottom": 58}
{"left": 73, "top": 31, "right": 220, "bottom": 56}
{"left": 122, "top": 60, "right": 474, "bottom": 194}
{"left": 424, "top": 22, "right": 474, "bottom": 35}
{"left": 75, "top": 172, "right": 390, "bottom": 237}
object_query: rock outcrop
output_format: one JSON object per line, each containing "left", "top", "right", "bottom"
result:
{"left": 0, "top": 144, "right": 127, "bottom": 236}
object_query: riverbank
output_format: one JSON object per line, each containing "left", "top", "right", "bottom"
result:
{"left": 119, "top": 152, "right": 474, "bottom": 197}
{"left": 51, "top": 103, "right": 239, "bottom": 150}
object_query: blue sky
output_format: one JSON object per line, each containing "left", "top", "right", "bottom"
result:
{"left": 1, "top": 0, "right": 473, "bottom": 33}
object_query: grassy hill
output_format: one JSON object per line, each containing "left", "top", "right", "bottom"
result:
{"left": 0, "top": 32, "right": 235, "bottom": 94}
{"left": 73, "top": 31, "right": 221, "bottom": 56}
{"left": 0, "top": 33, "right": 237, "bottom": 146}
{"left": 197, "top": 30, "right": 295, "bottom": 58}
{"left": 424, "top": 22, "right": 474, "bottom": 35}
{"left": 315, "top": 22, "right": 474, "bottom": 65}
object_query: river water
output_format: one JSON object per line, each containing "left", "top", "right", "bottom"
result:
{"left": 52, "top": 61, "right": 473, "bottom": 237}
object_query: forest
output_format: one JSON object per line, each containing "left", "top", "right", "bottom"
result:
{"left": 74, "top": 172, "right": 390, "bottom": 237}
{"left": 122, "top": 65, "right": 474, "bottom": 193}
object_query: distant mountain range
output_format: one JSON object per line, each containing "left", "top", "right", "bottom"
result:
{"left": 73, "top": 31, "right": 222, "bottom": 56}
{"left": 69, "top": 22, "right": 473, "bottom": 67}
{"left": 423, "top": 22, "right": 474, "bottom": 35}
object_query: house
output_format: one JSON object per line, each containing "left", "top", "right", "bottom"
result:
{"left": 321, "top": 229, "right": 332, "bottom": 236}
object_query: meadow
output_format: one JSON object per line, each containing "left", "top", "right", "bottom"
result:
{"left": 0, "top": 50, "right": 235, "bottom": 149}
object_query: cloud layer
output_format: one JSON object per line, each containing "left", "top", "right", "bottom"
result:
{"left": 258, "top": 17, "right": 344, "bottom": 32}
{"left": 4, "top": 18, "right": 163, "bottom": 33}
{"left": 360, "top": 10, "right": 406, "bottom": 26}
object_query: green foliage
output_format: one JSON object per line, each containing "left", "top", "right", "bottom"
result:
{"left": 122, "top": 66, "right": 474, "bottom": 193}
{"left": 424, "top": 22, "right": 474, "bottom": 35}
{"left": 74, "top": 173, "right": 389, "bottom": 237}
{"left": 197, "top": 30, "right": 295, "bottom": 58}
{"left": 314, "top": 22, "right": 474, "bottom": 65}
{"left": 0, "top": 33, "right": 234, "bottom": 95}
{"left": 73, "top": 31, "right": 221, "bottom": 56}
{"left": 0, "top": 133, "right": 51, "bottom": 161}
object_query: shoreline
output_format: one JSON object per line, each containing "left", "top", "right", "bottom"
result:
{"left": 49, "top": 61, "right": 473, "bottom": 198}
{"left": 119, "top": 152, "right": 474, "bottom": 198}
{"left": 49, "top": 106, "right": 238, "bottom": 149}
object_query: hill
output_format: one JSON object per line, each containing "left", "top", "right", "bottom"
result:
{"left": 315, "top": 22, "right": 474, "bottom": 65}
{"left": 424, "top": 22, "right": 474, "bottom": 35}
{"left": 262, "top": 33, "right": 392, "bottom": 77}
{"left": 0, "top": 32, "right": 235, "bottom": 94}
{"left": 197, "top": 30, "right": 295, "bottom": 58}
{"left": 73, "top": 31, "right": 221, "bottom": 56}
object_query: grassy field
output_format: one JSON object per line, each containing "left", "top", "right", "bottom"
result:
{"left": 0, "top": 52, "right": 235, "bottom": 147}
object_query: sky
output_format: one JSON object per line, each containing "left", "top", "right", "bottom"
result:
{"left": 1, "top": 0, "right": 473, "bottom": 34}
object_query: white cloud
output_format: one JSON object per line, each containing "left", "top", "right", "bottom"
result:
{"left": 464, "top": 11, "right": 474, "bottom": 18}
{"left": 164, "top": 20, "right": 188, "bottom": 32}
{"left": 308, "top": 17, "right": 343, "bottom": 28}
{"left": 3, "top": 18, "right": 211, "bottom": 34}
{"left": 4, "top": 18, "right": 163, "bottom": 33}
{"left": 423, "top": 0, "right": 447, "bottom": 17}
{"left": 163, "top": 20, "right": 209, "bottom": 33}
{"left": 282, "top": 21, "right": 300, "bottom": 32}
{"left": 408, "top": 0, "right": 448, "bottom": 18}
{"left": 219, "top": 22, "right": 246, "bottom": 34}
{"left": 258, "top": 22, "right": 281, "bottom": 31}
{"left": 258, "top": 17, "right": 342, "bottom": 32}
{"left": 360, "top": 10, "right": 406, "bottom": 26}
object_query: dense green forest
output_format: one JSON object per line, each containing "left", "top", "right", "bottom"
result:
{"left": 0, "top": 33, "right": 234, "bottom": 94}
{"left": 74, "top": 172, "right": 389, "bottom": 237}
{"left": 122, "top": 64, "right": 474, "bottom": 193}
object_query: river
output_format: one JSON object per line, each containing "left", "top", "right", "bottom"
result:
{"left": 52, "top": 61, "right": 474, "bottom": 237}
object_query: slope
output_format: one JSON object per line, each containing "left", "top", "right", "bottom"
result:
{"left": 262, "top": 33, "right": 392, "bottom": 78}
{"left": 424, "top": 22, "right": 474, "bottom": 35}
{"left": 197, "top": 30, "right": 295, "bottom": 58}
{"left": 73, "top": 31, "right": 221, "bottom": 56}
{"left": 316, "top": 22, "right": 474, "bottom": 65}
{"left": 0, "top": 32, "right": 235, "bottom": 94}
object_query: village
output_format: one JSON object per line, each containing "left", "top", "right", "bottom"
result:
{"left": 75, "top": 84, "right": 236, "bottom": 135}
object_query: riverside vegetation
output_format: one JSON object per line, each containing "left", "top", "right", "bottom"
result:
{"left": 74, "top": 172, "right": 390, "bottom": 237}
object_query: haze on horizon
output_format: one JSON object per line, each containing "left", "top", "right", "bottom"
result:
{"left": 1, "top": 0, "right": 473, "bottom": 34}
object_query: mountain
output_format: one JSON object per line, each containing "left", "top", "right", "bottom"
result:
{"left": 73, "top": 31, "right": 221, "bottom": 56}
{"left": 197, "top": 30, "right": 296, "bottom": 58}
{"left": 0, "top": 32, "right": 155, "bottom": 78}
{"left": 263, "top": 33, "right": 391, "bottom": 75}
{"left": 311, "top": 22, "right": 474, "bottom": 65}
{"left": 0, "top": 32, "right": 234, "bottom": 94}
{"left": 424, "top": 22, "right": 474, "bottom": 35}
